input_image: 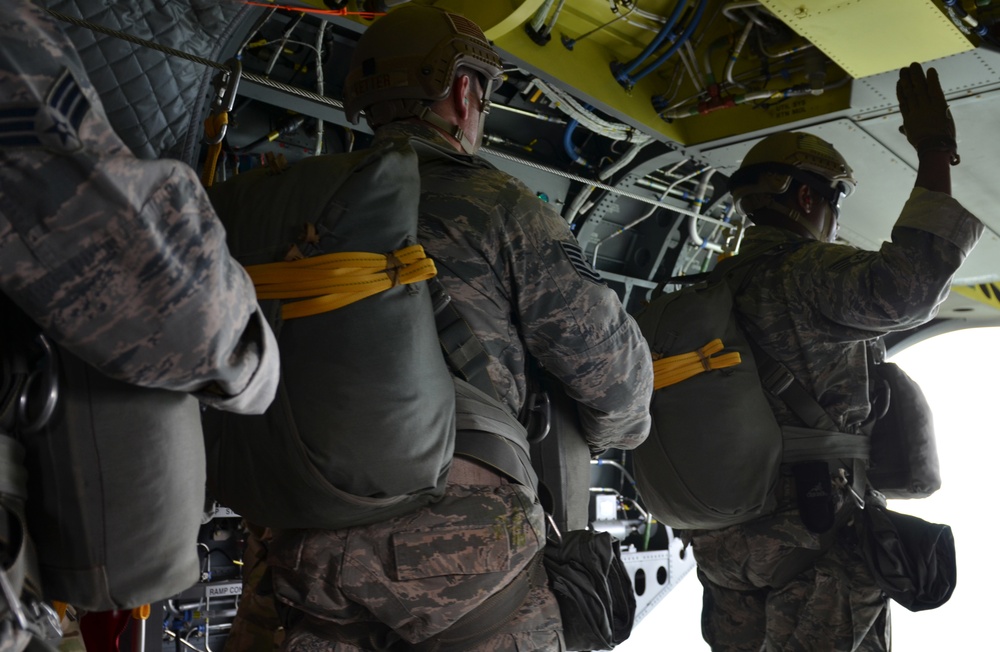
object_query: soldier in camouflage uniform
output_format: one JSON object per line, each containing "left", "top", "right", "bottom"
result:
{"left": 258, "top": 5, "right": 654, "bottom": 651}
{"left": 691, "top": 64, "right": 983, "bottom": 651}
{"left": 0, "top": 0, "right": 279, "bottom": 412}
{"left": 0, "top": 3, "right": 280, "bottom": 649}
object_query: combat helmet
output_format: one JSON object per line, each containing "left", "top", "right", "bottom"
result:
{"left": 728, "top": 131, "right": 857, "bottom": 241}
{"left": 343, "top": 5, "right": 503, "bottom": 153}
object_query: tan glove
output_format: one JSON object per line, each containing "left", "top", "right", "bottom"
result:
{"left": 896, "top": 62, "right": 959, "bottom": 165}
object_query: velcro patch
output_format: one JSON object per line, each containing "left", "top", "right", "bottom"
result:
{"left": 0, "top": 68, "right": 88, "bottom": 152}
{"left": 560, "top": 241, "right": 603, "bottom": 284}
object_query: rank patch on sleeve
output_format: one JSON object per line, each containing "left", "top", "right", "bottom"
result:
{"left": 560, "top": 241, "right": 604, "bottom": 284}
{"left": 0, "top": 68, "right": 87, "bottom": 152}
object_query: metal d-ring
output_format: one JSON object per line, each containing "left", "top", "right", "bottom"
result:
{"left": 16, "top": 334, "right": 58, "bottom": 434}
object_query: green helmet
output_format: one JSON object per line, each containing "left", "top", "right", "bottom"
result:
{"left": 343, "top": 5, "right": 503, "bottom": 133}
{"left": 727, "top": 131, "right": 857, "bottom": 241}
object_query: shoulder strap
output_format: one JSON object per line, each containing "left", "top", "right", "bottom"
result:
{"left": 713, "top": 243, "right": 840, "bottom": 432}
{"left": 749, "top": 338, "right": 838, "bottom": 431}
{"left": 430, "top": 279, "right": 540, "bottom": 491}
{"left": 431, "top": 278, "right": 501, "bottom": 401}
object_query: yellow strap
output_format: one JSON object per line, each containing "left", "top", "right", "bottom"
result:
{"left": 652, "top": 339, "right": 742, "bottom": 390}
{"left": 201, "top": 112, "right": 229, "bottom": 187}
{"left": 244, "top": 244, "right": 437, "bottom": 319}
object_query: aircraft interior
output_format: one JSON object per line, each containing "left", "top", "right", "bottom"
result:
{"left": 26, "top": 0, "right": 1000, "bottom": 649}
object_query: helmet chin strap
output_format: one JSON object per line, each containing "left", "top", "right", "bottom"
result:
{"left": 415, "top": 77, "right": 495, "bottom": 155}
{"left": 754, "top": 196, "right": 835, "bottom": 242}
{"left": 416, "top": 106, "right": 476, "bottom": 154}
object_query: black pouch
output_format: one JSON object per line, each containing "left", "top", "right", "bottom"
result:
{"left": 867, "top": 361, "right": 941, "bottom": 499}
{"left": 543, "top": 528, "right": 636, "bottom": 651}
{"left": 856, "top": 500, "right": 956, "bottom": 612}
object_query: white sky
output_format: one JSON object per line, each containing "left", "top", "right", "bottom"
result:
{"left": 617, "top": 326, "right": 1000, "bottom": 651}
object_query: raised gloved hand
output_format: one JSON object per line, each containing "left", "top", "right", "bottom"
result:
{"left": 896, "top": 62, "right": 959, "bottom": 165}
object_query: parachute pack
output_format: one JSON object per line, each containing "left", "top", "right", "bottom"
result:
{"left": 632, "top": 248, "right": 871, "bottom": 531}
{"left": 203, "top": 139, "right": 460, "bottom": 530}
{"left": 1, "top": 296, "right": 206, "bottom": 618}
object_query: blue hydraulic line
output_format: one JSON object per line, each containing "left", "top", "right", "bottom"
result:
{"left": 563, "top": 118, "right": 587, "bottom": 165}
{"left": 617, "top": 0, "right": 688, "bottom": 78}
{"left": 629, "top": 0, "right": 708, "bottom": 84}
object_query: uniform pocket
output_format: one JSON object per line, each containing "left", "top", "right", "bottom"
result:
{"left": 392, "top": 525, "right": 511, "bottom": 580}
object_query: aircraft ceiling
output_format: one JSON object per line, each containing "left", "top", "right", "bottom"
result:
{"left": 44, "top": 0, "right": 1000, "bottom": 329}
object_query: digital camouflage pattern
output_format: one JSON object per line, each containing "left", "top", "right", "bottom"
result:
{"left": 695, "top": 510, "right": 889, "bottom": 651}
{"left": 0, "top": 1, "right": 278, "bottom": 414}
{"left": 692, "top": 188, "right": 983, "bottom": 651}
{"left": 269, "top": 478, "right": 563, "bottom": 650}
{"left": 281, "top": 586, "right": 561, "bottom": 652}
{"left": 733, "top": 188, "right": 983, "bottom": 434}
{"left": 262, "top": 120, "right": 649, "bottom": 650}
{"left": 379, "top": 121, "right": 654, "bottom": 456}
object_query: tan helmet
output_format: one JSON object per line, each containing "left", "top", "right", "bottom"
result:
{"left": 728, "top": 131, "right": 856, "bottom": 213}
{"left": 343, "top": 5, "right": 503, "bottom": 130}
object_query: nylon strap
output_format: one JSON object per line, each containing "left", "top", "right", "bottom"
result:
{"left": 780, "top": 426, "right": 870, "bottom": 463}
{"left": 452, "top": 378, "right": 538, "bottom": 492}
{"left": 431, "top": 279, "right": 501, "bottom": 400}
{"left": 410, "top": 554, "right": 544, "bottom": 652}
{"left": 243, "top": 244, "right": 437, "bottom": 319}
{"left": 201, "top": 111, "right": 228, "bottom": 187}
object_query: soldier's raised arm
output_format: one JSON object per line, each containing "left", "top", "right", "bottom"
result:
{"left": 0, "top": 2, "right": 278, "bottom": 414}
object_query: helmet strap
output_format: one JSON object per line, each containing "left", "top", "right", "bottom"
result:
{"left": 753, "top": 196, "right": 832, "bottom": 242}
{"left": 417, "top": 105, "right": 478, "bottom": 155}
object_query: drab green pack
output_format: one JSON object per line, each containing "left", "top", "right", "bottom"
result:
{"left": 632, "top": 250, "right": 871, "bottom": 531}
{"left": 203, "top": 140, "right": 456, "bottom": 530}
{"left": 632, "top": 265, "right": 784, "bottom": 530}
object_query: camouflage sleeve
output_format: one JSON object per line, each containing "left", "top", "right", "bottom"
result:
{"left": 0, "top": 2, "right": 278, "bottom": 414}
{"left": 787, "top": 188, "right": 984, "bottom": 338}
{"left": 498, "top": 179, "right": 653, "bottom": 454}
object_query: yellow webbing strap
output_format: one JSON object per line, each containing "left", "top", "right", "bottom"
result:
{"left": 244, "top": 244, "right": 437, "bottom": 320}
{"left": 201, "top": 111, "right": 228, "bottom": 187}
{"left": 652, "top": 339, "right": 742, "bottom": 390}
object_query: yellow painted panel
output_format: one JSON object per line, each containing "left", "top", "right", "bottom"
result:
{"left": 423, "top": 0, "right": 545, "bottom": 40}
{"left": 954, "top": 284, "right": 1000, "bottom": 311}
{"left": 492, "top": 16, "right": 686, "bottom": 143}
{"left": 758, "top": 0, "right": 973, "bottom": 78}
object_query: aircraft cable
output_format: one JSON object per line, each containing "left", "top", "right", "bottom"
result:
{"left": 42, "top": 8, "right": 728, "bottom": 230}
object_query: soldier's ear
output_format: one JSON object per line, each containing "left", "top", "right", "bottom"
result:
{"left": 453, "top": 74, "right": 472, "bottom": 120}
{"left": 796, "top": 184, "right": 814, "bottom": 214}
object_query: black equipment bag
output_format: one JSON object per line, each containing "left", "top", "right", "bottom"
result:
{"left": 543, "top": 528, "right": 636, "bottom": 651}
{"left": 855, "top": 499, "right": 956, "bottom": 612}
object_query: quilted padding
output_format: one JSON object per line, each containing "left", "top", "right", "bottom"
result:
{"left": 40, "top": 0, "right": 257, "bottom": 164}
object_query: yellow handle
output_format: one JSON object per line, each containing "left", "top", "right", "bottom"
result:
{"left": 244, "top": 244, "right": 437, "bottom": 319}
{"left": 652, "top": 339, "right": 742, "bottom": 390}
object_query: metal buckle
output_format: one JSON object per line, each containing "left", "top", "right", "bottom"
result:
{"left": 205, "top": 58, "right": 242, "bottom": 145}
{"left": 0, "top": 569, "right": 62, "bottom": 644}
{"left": 761, "top": 363, "right": 794, "bottom": 395}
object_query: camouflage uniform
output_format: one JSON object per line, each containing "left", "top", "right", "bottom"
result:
{"left": 692, "top": 188, "right": 984, "bottom": 651}
{"left": 398, "top": 122, "right": 654, "bottom": 455}
{"left": 0, "top": 1, "right": 279, "bottom": 414}
{"left": 268, "top": 122, "right": 654, "bottom": 651}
